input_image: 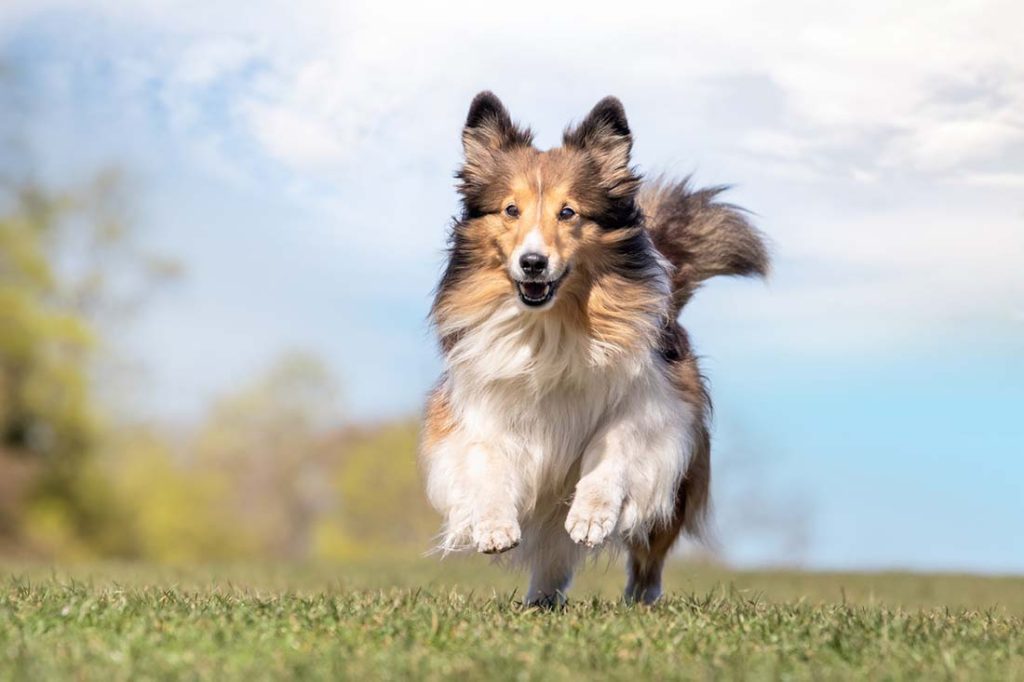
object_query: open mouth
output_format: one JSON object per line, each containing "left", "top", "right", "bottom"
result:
{"left": 515, "top": 271, "right": 567, "bottom": 308}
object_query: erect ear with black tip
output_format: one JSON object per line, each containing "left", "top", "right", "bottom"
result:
{"left": 563, "top": 96, "right": 638, "bottom": 200}
{"left": 565, "top": 96, "right": 631, "bottom": 145}
{"left": 462, "top": 91, "right": 533, "bottom": 155}
{"left": 464, "top": 91, "right": 506, "bottom": 130}
{"left": 458, "top": 91, "right": 533, "bottom": 210}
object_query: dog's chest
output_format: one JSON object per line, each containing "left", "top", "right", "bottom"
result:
{"left": 448, "top": 303, "right": 652, "bottom": 463}
{"left": 458, "top": 345, "right": 644, "bottom": 462}
{"left": 508, "top": 375, "right": 616, "bottom": 445}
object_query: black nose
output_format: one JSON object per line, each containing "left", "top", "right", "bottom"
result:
{"left": 519, "top": 253, "right": 548, "bottom": 277}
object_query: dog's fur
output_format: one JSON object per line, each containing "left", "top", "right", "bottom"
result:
{"left": 420, "top": 92, "right": 769, "bottom": 605}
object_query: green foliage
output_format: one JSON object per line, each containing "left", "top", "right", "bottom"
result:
{"left": 105, "top": 428, "right": 255, "bottom": 563}
{"left": 0, "top": 184, "right": 97, "bottom": 463}
{"left": 314, "top": 422, "right": 439, "bottom": 560}
{"left": 194, "top": 351, "right": 341, "bottom": 560}
{"left": 0, "top": 170, "right": 180, "bottom": 557}
{"left": 1, "top": 563, "right": 1022, "bottom": 680}
{"left": 97, "top": 351, "right": 434, "bottom": 564}
{"left": 22, "top": 457, "right": 132, "bottom": 559}
{"left": 1, "top": 183, "right": 101, "bottom": 552}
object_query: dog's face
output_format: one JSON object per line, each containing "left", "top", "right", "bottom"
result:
{"left": 454, "top": 92, "right": 642, "bottom": 312}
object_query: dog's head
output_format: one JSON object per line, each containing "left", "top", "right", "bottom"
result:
{"left": 454, "top": 92, "right": 642, "bottom": 311}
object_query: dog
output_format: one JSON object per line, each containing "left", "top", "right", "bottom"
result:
{"left": 420, "top": 92, "right": 769, "bottom": 605}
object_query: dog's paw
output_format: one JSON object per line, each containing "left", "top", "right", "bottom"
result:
{"left": 472, "top": 518, "right": 521, "bottom": 554}
{"left": 565, "top": 500, "right": 619, "bottom": 548}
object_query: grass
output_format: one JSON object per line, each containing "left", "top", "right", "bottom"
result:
{"left": 2, "top": 559, "right": 1022, "bottom": 680}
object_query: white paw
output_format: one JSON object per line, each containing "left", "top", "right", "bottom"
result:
{"left": 472, "top": 518, "right": 521, "bottom": 554}
{"left": 565, "top": 500, "right": 619, "bottom": 548}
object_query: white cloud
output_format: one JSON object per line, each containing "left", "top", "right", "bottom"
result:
{"left": 958, "top": 172, "right": 1024, "bottom": 188}
{"left": 883, "top": 118, "right": 1024, "bottom": 173}
{"left": 244, "top": 101, "right": 348, "bottom": 171}
{"left": 3, "top": 0, "right": 1023, "bottom": 355}
{"left": 173, "top": 38, "right": 255, "bottom": 87}
{"left": 9, "top": 0, "right": 1021, "bottom": 179}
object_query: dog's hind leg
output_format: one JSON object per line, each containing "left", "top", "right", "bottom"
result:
{"left": 523, "top": 515, "right": 582, "bottom": 607}
{"left": 625, "top": 522, "right": 681, "bottom": 605}
{"left": 625, "top": 424, "right": 710, "bottom": 605}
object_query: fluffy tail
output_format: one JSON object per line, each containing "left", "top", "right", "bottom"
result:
{"left": 639, "top": 177, "right": 769, "bottom": 313}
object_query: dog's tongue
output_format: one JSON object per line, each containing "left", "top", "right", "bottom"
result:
{"left": 522, "top": 282, "right": 548, "bottom": 299}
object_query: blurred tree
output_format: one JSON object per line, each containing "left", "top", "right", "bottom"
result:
{"left": 0, "top": 61, "right": 430, "bottom": 564}
{"left": 313, "top": 421, "right": 439, "bottom": 560}
{"left": 195, "top": 352, "right": 341, "bottom": 560}
{"left": 0, "top": 184, "right": 92, "bottom": 456}
{"left": 0, "top": 175, "right": 178, "bottom": 556}
{"left": 105, "top": 426, "right": 255, "bottom": 563}
{"left": 0, "top": 182, "right": 107, "bottom": 553}
{"left": 0, "top": 60, "right": 180, "bottom": 556}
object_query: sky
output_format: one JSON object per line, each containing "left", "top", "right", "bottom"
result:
{"left": 1, "top": 0, "right": 1022, "bottom": 573}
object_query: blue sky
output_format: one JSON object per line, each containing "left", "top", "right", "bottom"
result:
{"left": 2, "top": 1, "right": 1022, "bottom": 573}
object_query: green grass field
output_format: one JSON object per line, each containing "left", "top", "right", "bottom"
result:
{"left": 2, "top": 559, "right": 1022, "bottom": 680}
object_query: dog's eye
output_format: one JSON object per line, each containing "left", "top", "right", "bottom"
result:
{"left": 558, "top": 207, "right": 576, "bottom": 221}
{"left": 505, "top": 204, "right": 520, "bottom": 218}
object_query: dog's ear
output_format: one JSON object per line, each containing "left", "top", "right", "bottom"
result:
{"left": 458, "top": 90, "right": 532, "bottom": 208}
{"left": 563, "top": 96, "right": 639, "bottom": 201}
{"left": 461, "top": 91, "right": 532, "bottom": 159}
{"left": 458, "top": 91, "right": 533, "bottom": 211}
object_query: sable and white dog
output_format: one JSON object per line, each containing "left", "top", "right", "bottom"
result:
{"left": 420, "top": 92, "right": 769, "bottom": 605}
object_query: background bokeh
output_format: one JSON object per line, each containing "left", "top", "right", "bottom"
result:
{"left": 1, "top": 1, "right": 1021, "bottom": 572}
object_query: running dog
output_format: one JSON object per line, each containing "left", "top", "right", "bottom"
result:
{"left": 420, "top": 92, "right": 769, "bottom": 605}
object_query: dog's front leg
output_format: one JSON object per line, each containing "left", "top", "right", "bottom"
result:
{"left": 460, "top": 442, "right": 521, "bottom": 554}
{"left": 565, "top": 423, "right": 631, "bottom": 548}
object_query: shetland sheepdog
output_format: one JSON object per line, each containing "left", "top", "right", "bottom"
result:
{"left": 420, "top": 92, "right": 769, "bottom": 605}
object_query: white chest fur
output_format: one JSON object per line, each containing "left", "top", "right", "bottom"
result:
{"left": 445, "top": 302, "right": 649, "bottom": 463}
